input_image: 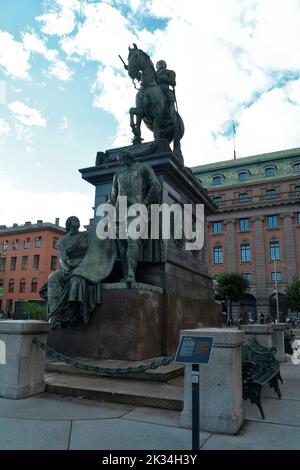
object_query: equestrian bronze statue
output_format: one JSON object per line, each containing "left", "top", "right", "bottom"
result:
{"left": 121, "top": 44, "right": 185, "bottom": 166}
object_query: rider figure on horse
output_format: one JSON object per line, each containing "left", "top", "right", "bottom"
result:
{"left": 155, "top": 60, "right": 177, "bottom": 125}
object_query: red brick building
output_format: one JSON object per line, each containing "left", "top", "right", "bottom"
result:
{"left": 0, "top": 219, "right": 65, "bottom": 316}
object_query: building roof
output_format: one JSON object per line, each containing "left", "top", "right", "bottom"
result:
{"left": 0, "top": 221, "right": 66, "bottom": 235}
{"left": 192, "top": 147, "right": 300, "bottom": 189}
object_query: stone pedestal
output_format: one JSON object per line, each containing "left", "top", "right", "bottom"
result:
{"left": 239, "top": 324, "right": 274, "bottom": 349}
{"left": 240, "top": 324, "right": 287, "bottom": 362}
{"left": 48, "top": 283, "right": 220, "bottom": 360}
{"left": 47, "top": 141, "right": 221, "bottom": 361}
{"left": 180, "top": 328, "right": 245, "bottom": 435}
{"left": 0, "top": 320, "right": 50, "bottom": 399}
{"left": 272, "top": 323, "right": 287, "bottom": 362}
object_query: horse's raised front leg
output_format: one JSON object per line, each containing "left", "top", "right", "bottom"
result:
{"left": 129, "top": 107, "right": 143, "bottom": 145}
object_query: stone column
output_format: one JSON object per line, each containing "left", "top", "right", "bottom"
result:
{"left": 224, "top": 220, "right": 236, "bottom": 272}
{"left": 180, "top": 328, "right": 245, "bottom": 435}
{"left": 0, "top": 320, "right": 50, "bottom": 399}
{"left": 252, "top": 216, "right": 268, "bottom": 313}
{"left": 282, "top": 213, "right": 297, "bottom": 282}
{"left": 239, "top": 324, "right": 274, "bottom": 349}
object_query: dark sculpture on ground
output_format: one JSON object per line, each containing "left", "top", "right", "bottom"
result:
{"left": 123, "top": 44, "right": 185, "bottom": 166}
{"left": 46, "top": 216, "right": 117, "bottom": 329}
{"left": 108, "top": 151, "right": 162, "bottom": 282}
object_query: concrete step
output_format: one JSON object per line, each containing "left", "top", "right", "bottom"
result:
{"left": 45, "top": 372, "right": 184, "bottom": 411}
{"left": 46, "top": 357, "right": 184, "bottom": 382}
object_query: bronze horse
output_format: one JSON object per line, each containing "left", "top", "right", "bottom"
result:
{"left": 127, "top": 44, "right": 184, "bottom": 166}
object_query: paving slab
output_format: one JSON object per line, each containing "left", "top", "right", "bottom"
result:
{"left": 201, "top": 420, "right": 300, "bottom": 450}
{"left": 70, "top": 418, "right": 210, "bottom": 450}
{"left": 122, "top": 406, "right": 181, "bottom": 428}
{"left": 45, "top": 373, "right": 183, "bottom": 411}
{"left": 0, "top": 393, "right": 134, "bottom": 420}
{"left": 245, "top": 397, "right": 300, "bottom": 426}
{"left": 0, "top": 417, "right": 70, "bottom": 450}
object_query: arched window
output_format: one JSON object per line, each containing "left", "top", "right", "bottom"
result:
{"left": 2, "top": 240, "right": 8, "bottom": 251}
{"left": 239, "top": 171, "right": 249, "bottom": 181}
{"left": 213, "top": 175, "right": 223, "bottom": 185}
{"left": 293, "top": 162, "right": 300, "bottom": 173}
{"left": 8, "top": 279, "right": 14, "bottom": 293}
{"left": 19, "top": 278, "right": 26, "bottom": 293}
{"left": 31, "top": 278, "right": 38, "bottom": 293}
{"left": 24, "top": 238, "right": 30, "bottom": 249}
{"left": 265, "top": 166, "right": 276, "bottom": 177}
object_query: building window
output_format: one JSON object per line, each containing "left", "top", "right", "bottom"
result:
{"left": 239, "top": 171, "right": 249, "bottom": 181}
{"left": 10, "top": 257, "right": 16, "bottom": 271}
{"left": 268, "top": 215, "right": 278, "bottom": 229}
{"left": 213, "top": 175, "right": 223, "bottom": 185}
{"left": 239, "top": 193, "right": 248, "bottom": 202}
{"left": 213, "top": 245, "right": 223, "bottom": 264}
{"left": 213, "top": 196, "right": 221, "bottom": 206}
{"left": 24, "top": 238, "right": 30, "bottom": 249}
{"left": 13, "top": 239, "right": 19, "bottom": 250}
{"left": 265, "top": 167, "right": 276, "bottom": 177}
{"left": 242, "top": 273, "right": 253, "bottom": 282}
{"left": 298, "top": 213, "right": 300, "bottom": 225}
{"left": 241, "top": 243, "right": 251, "bottom": 263}
{"left": 8, "top": 279, "right": 14, "bottom": 293}
{"left": 239, "top": 219, "right": 249, "bottom": 232}
{"left": 271, "top": 272, "right": 282, "bottom": 282}
{"left": 266, "top": 189, "right": 276, "bottom": 199}
{"left": 2, "top": 240, "right": 8, "bottom": 251}
{"left": 295, "top": 185, "right": 300, "bottom": 195}
{"left": 213, "top": 221, "right": 222, "bottom": 234}
{"left": 35, "top": 236, "right": 42, "bottom": 248}
{"left": 33, "top": 255, "right": 40, "bottom": 270}
{"left": 269, "top": 240, "right": 280, "bottom": 261}
{"left": 51, "top": 256, "right": 57, "bottom": 271}
{"left": 0, "top": 258, "right": 6, "bottom": 272}
{"left": 19, "top": 278, "right": 26, "bottom": 293}
{"left": 53, "top": 237, "right": 59, "bottom": 249}
{"left": 31, "top": 278, "right": 38, "bottom": 293}
{"left": 21, "top": 256, "right": 28, "bottom": 271}
{"left": 293, "top": 163, "right": 300, "bottom": 173}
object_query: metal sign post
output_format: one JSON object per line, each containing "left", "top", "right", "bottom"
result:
{"left": 175, "top": 336, "right": 214, "bottom": 451}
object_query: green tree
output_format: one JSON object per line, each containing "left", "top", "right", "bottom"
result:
{"left": 215, "top": 272, "right": 249, "bottom": 325}
{"left": 285, "top": 277, "right": 300, "bottom": 314}
{"left": 23, "top": 302, "right": 46, "bottom": 320}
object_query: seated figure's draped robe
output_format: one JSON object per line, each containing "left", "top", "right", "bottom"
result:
{"left": 48, "top": 225, "right": 117, "bottom": 329}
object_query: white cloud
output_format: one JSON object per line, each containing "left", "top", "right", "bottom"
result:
{"left": 8, "top": 101, "right": 47, "bottom": 127}
{"left": 36, "top": 0, "right": 81, "bottom": 37}
{"left": 61, "top": 2, "right": 135, "bottom": 66}
{"left": 22, "top": 32, "right": 73, "bottom": 81}
{"left": 0, "top": 172, "right": 93, "bottom": 228}
{"left": 0, "top": 31, "right": 30, "bottom": 79}
{"left": 0, "top": 118, "right": 10, "bottom": 137}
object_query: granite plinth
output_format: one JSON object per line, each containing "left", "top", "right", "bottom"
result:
{"left": 0, "top": 320, "right": 50, "bottom": 399}
{"left": 180, "top": 328, "right": 245, "bottom": 435}
{"left": 48, "top": 283, "right": 221, "bottom": 361}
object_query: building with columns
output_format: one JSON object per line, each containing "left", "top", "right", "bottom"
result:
{"left": 193, "top": 147, "right": 300, "bottom": 319}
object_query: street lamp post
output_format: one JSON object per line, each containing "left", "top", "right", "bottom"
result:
{"left": 273, "top": 259, "right": 280, "bottom": 323}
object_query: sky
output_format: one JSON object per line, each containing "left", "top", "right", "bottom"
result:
{"left": 1, "top": 0, "right": 300, "bottom": 228}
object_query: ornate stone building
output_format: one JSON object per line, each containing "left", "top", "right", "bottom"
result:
{"left": 193, "top": 147, "right": 300, "bottom": 319}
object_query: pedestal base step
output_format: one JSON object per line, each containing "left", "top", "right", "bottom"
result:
{"left": 46, "top": 357, "right": 183, "bottom": 382}
{"left": 45, "top": 373, "right": 183, "bottom": 411}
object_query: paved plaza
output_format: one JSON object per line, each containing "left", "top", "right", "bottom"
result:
{"left": 0, "top": 357, "right": 299, "bottom": 450}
